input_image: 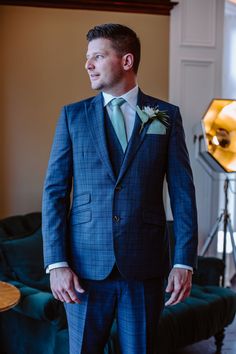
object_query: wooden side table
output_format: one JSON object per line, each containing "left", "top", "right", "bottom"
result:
{"left": 0, "top": 281, "right": 21, "bottom": 312}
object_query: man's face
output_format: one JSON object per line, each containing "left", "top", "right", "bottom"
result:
{"left": 85, "top": 38, "right": 125, "bottom": 95}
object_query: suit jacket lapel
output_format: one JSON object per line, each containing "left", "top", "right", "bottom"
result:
{"left": 85, "top": 93, "right": 116, "bottom": 183}
{"left": 116, "top": 89, "right": 151, "bottom": 184}
{"left": 85, "top": 90, "right": 156, "bottom": 186}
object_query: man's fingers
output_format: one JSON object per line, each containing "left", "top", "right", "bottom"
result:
{"left": 73, "top": 275, "right": 85, "bottom": 294}
{"left": 165, "top": 291, "right": 178, "bottom": 306}
{"left": 53, "top": 287, "right": 81, "bottom": 304}
{"left": 60, "top": 290, "right": 74, "bottom": 303}
{"left": 50, "top": 267, "right": 83, "bottom": 303}
{"left": 64, "top": 289, "right": 81, "bottom": 304}
{"left": 51, "top": 289, "right": 61, "bottom": 301}
{"left": 165, "top": 287, "right": 188, "bottom": 306}
{"left": 165, "top": 283, "right": 181, "bottom": 306}
{"left": 53, "top": 289, "right": 67, "bottom": 303}
{"left": 165, "top": 278, "right": 174, "bottom": 293}
{"left": 165, "top": 268, "right": 192, "bottom": 306}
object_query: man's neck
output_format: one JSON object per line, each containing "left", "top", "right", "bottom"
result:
{"left": 102, "top": 85, "right": 139, "bottom": 107}
{"left": 102, "top": 76, "right": 137, "bottom": 97}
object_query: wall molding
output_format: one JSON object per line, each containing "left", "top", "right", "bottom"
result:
{"left": 180, "top": 0, "right": 216, "bottom": 47}
{"left": 0, "top": 0, "right": 178, "bottom": 15}
{"left": 180, "top": 58, "right": 216, "bottom": 116}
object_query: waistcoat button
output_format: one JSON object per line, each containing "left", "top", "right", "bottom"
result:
{"left": 115, "top": 185, "right": 122, "bottom": 191}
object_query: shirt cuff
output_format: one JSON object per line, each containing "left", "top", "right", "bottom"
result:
{"left": 46, "top": 262, "right": 69, "bottom": 274}
{"left": 174, "top": 264, "right": 193, "bottom": 272}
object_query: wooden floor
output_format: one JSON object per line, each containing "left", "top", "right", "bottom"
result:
{"left": 173, "top": 316, "right": 236, "bottom": 353}
{"left": 173, "top": 286, "right": 236, "bottom": 354}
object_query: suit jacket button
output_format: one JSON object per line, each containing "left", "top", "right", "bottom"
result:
{"left": 113, "top": 216, "right": 120, "bottom": 223}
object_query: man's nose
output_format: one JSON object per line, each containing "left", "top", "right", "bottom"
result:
{"left": 85, "top": 59, "right": 95, "bottom": 71}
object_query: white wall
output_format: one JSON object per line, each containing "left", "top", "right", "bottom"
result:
{"left": 221, "top": 0, "right": 236, "bottom": 284}
{"left": 168, "top": 0, "right": 225, "bottom": 251}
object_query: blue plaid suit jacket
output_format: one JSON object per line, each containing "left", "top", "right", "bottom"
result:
{"left": 42, "top": 89, "right": 198, "bottom": 280}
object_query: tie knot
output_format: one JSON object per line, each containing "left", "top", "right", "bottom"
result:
{"left": 111, "top": 98, "right": 126, "bottom": 108}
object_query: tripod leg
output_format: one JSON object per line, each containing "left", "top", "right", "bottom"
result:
{"left": 227, "top": 219, "right": 236, "bottom": 269}
{"left": 200, "top": 214, "right": 223, "bottom": 256}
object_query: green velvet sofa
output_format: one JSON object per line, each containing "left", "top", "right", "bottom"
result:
{"left": 0, "top": 212, "right": 236, "bottom": 354}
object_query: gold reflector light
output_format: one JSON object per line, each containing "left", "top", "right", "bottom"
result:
{"left": 201, "top": 99, "right": 236, "bottom": 173}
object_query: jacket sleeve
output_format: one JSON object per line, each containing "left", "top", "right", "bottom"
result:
{"left": 42, "top": 106, "right": 72, "bottom": 269}
{"left": 166, "top": 106, "right": 198, "bottom": 269}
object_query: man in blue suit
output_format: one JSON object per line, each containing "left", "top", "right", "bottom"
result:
{"left": 42, "top": 24, "right": 198, "bottom": 354}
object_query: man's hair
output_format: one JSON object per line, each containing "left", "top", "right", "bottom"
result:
{"left": 86, "top": 23, "right": 141, "bottom": 74}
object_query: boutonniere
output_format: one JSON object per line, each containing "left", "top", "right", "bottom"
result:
{"left": 136, "top": 105, "right": 170, "bottom": 134}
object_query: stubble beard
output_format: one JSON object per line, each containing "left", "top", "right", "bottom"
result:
{"left": 91, "top": 81, "right": 103, "bottom": 91}
{"left": 90, "top": 70, "right": 124, "bottom": 93}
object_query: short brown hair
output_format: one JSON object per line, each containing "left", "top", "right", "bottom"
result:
{"left": 86, "top": 23, "right": 141, "bottom": 74}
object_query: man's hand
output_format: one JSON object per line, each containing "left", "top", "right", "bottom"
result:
{"left": 165, "top": 268, "right": 192, "bottom": 306}
{"left": 50, "top": 267, "right": 85, "bottom": 304}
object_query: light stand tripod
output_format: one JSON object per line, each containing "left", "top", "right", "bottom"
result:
{"left": 200, "top": 177, "right": 236, "bottom": 286}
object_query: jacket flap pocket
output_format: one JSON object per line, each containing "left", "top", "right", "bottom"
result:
{"left": 73, "top": 192, "right": 91, "bottom": 208}
{"left": 70, "top": 210, "right": 92, "bottom": 225}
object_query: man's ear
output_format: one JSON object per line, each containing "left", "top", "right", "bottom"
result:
{"left": 122, "top": 53, "right": 134, "bottom": 71}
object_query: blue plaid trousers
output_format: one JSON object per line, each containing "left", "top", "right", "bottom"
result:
{"left": 64, "top": 268, "right": 165, "bottom": 354}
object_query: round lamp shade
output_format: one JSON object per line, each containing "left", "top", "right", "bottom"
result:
{"left": 201, "top": 99, "right": 236, "bottom": 173}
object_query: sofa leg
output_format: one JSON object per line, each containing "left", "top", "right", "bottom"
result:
{"left": 214, "top": 329, "right": 225, "bottom": 353}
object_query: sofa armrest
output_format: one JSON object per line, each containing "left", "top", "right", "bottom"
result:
{"left": 192, "top": 256, "right": 225, "bottom": 286}
{"left": 8, "top": 280, "right": 67, "bottom": 328}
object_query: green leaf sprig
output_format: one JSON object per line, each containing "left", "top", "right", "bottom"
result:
{"left": 136, "top": 105, "right": 170, "bottom": 134}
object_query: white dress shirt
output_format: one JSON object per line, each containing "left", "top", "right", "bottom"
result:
{"left": 47, "top": 85, "right": 193, "bottom": 273}
{"left": 103, "top": 84, "right": 139, "bottom": 141}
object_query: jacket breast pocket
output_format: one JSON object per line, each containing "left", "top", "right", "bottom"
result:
{"left": 70, "top": 209, "right": 92, "bottom": 225}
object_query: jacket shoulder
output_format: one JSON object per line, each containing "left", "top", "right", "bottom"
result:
{"left": 64, "top": 96, "right": 96, "bottom": 114}
{"left": 142, "top": 93, "right": 179, "bottom": 112}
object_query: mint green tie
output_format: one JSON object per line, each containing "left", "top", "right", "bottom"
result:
{"left": 110, "top": 98, "right": 127, "bottom": 152}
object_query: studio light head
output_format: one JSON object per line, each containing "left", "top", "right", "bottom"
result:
{"left": 197, "top": 99, "right": 236, "bottom": 173}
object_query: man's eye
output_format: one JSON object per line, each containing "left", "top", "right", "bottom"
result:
{"left": 95, "top": 55, "right": 104, "bottom": 59}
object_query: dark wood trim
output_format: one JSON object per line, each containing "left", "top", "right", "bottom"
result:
{"left": 0, "top": 1, "right": 178, "bottom": 15}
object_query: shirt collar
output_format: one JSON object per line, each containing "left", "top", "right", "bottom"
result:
{"left": 102, "top": 85, "right": 139, "bottom": 109}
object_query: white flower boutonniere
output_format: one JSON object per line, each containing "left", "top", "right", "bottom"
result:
{"left": 136, "top": 105, "right": 170, "bottom": 134}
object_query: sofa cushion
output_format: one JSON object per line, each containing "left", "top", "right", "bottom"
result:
{"left": 157, "top": 284, "right": 236, "bottom": 353}
{"left": 0, "top": 227, "right": 50, "bottom": 291}
{"left": 5, "top": 280, "right": 66, "bottom": 326}
{"left": 0, "top": 212, "right": 41, "bottom": 241}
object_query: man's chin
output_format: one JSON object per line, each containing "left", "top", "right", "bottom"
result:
{"left": 91, "top": 82, "right": 102, "bottom": 91}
